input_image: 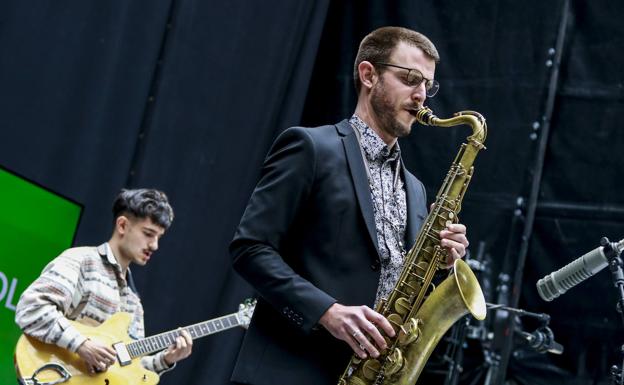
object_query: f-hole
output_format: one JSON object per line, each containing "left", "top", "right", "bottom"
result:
{"left": 104, "top": 380, "right": 110, "bottom": 385}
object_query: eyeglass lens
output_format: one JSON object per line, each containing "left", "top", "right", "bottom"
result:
{"left": 407, "top": 70, "right": 439, "bottom": 96}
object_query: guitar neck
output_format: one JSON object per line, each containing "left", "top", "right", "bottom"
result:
{"left": 126, "top": 312, "right": 241, "bottom": 358}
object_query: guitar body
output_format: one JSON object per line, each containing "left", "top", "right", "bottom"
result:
{"left": 15, "top": 313, "right": 159, "bottom": 385}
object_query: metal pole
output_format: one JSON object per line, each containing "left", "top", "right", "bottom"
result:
{"left": 486, "top": 0, "right": 571, "bottom": 383}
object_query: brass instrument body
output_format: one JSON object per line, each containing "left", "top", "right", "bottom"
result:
{"left": 339, "top": 107, "right": 488, "bottom": 385}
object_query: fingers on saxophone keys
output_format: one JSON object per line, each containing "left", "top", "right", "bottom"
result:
{"left": 362, "top": 324, "right": 386, "bottom": 354}
{"left": 363, "top": 340, "right": 380, "bottom": 358}
{"left": 348, "top": 329, "right": 367, "bottom": 358}
{"left": 350, "top": 330, "right": 380, "bottom": 358}
{"left": 363, "top": 307, "right": 395, "bottom": 337}
{"left": 348, "top": 334, "right": 367, "bottom": 359}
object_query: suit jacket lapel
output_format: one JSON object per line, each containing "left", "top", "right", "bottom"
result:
{"left": 336, "top": 120, "right": 379, "bottom": 255}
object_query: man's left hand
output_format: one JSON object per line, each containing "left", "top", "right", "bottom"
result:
{"left": 440, "top": 223, "right": 469, "bottom": 267}
{"left": 163, "top": 329, "right": 193, "bottom": 366}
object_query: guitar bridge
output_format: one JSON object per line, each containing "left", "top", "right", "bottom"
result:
{"left": 113, "top": 342, "right": 132, "bottom": 366}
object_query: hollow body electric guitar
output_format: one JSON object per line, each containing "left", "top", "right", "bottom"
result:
{"left": 14, "top": 299, "right": 256, "bottom": 385}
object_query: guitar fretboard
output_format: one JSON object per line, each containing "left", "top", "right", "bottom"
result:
{"left": 126, "top": 313, "right": 240, "bottom": 358}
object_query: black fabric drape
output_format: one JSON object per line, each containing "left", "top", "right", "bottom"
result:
{"left": 3, "top": 0, "right": 624, "bottom": 384}
{"left": 130, "top": 1, "right": 329, "bottom": 383}
{"left": 302, "top": 0, "right": 624, "bottom": 383}
{"left": 0, "top": 0, "right": 173, "bottom": 243}
{"left": 1, "top": 0, "right": 328, "bottom": 384}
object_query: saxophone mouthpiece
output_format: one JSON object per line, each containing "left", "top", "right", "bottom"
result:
{"left": 415, "top": 107, "right": 435, "bottom": 126}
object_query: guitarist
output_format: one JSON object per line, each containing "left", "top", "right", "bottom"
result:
{"left": 15, "top": 188, "right": 193, "bottom": 376}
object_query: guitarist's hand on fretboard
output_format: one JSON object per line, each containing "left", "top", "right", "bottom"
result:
{"left": 77, "top": 339, "right": 117, "bottom": 373}
{"left": 15, "top": 300, "right": 255, "bottom": 384}
{"left": 163, "top": 329, "right": 193, "bottom": 366}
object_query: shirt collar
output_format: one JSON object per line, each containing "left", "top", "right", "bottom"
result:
{"left": 104, "top": 242, "right": 127, "bottom": 275}
{"left": 349, "top": 114, "right": 401, "bottom": 162}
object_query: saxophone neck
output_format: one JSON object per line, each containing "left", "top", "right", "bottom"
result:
{"left": 415, "top": 107, "right": 487, "bottom": 149}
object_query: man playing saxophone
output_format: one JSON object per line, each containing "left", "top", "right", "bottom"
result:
{"left": 230, "top": 26, "right": 469, "bottom": 385}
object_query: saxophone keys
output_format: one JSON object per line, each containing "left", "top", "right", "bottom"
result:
{"left": 393, "top": 297, "right": 411, "bottom": 315}
{"left": 398, "top": 318, "right": 423, "bottom": 346}
{"left": 386, "top": 313, "right": 403, "bottom": 333}
{"left": 346, "top": 376, "right": 368, "bottom": 385}
{"left": 383, "top": 348, "right": 404, "bottom": 376}
{"left": 404, "top": 279, "right": 422, "bottom": 294}
{"left": 362, "top": 359, "right": 381, "bottom": 380}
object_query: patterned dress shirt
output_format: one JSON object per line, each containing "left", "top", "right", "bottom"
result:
{"left": 350, "top": 115, "right": 408, "bottom": 306}
{"left": 15, "top": 243, "right": 174, "bottom": 375}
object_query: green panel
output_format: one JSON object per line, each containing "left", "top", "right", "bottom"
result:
{"left": 0, "top": 167, "right": 81, "bottom": 382}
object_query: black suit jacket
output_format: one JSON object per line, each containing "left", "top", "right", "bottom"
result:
{"left": 230, "top": 120, "right": 428, "bottom": 384}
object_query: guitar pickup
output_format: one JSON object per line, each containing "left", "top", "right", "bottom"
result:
{"left": 113, "top": 342, "right": 131, "bottom": 366}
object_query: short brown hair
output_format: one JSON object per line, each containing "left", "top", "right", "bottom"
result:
{"left": 353, "top": 26, "right": 440, "bottom": 93}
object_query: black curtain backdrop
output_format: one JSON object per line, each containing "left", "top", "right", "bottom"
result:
{"left": 0, "top": 0, "right": 173, "bottom": 241}
{"left": 1, "top": 0, "right": 624, "bottom": 384}
{"left": 0, "top": 1, "right": 329, "bottom": 384}
{"left": 302, "top": 0, "right": 624, "bottom": 384}
{"left": 129, "top": 1, "right": 329, "bottom": 383}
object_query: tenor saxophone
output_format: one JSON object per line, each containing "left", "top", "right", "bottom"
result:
{"left": 338, "top": 107, "right": 488, "bottom": 385}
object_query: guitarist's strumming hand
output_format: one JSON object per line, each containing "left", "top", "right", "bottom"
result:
{"left": 164, "top": 329, "right": 193, "bottom": 366}
{"left": 77, "top": 339, "right": 117, "bottom": 374}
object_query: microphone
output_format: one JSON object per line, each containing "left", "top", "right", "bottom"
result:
{"left": 536, "top": 238, "right": 624, "bottom": 302}
{"left": 518, "top": 326, "right": 563, "bottom": 355}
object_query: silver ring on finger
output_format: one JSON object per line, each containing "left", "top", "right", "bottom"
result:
{"left": 359, "top": 343, "right": 365, "bottom": 351}
{"left": 352, "top": 330, "right": 359, "bottom": 338}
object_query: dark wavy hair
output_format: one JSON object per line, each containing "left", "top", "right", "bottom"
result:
{"left": 112, "top": 188, "right": 174, "bottom": 229}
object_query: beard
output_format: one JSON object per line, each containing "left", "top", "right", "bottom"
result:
{"left": 370, "top": 77, "right": 412, "bottom": 138}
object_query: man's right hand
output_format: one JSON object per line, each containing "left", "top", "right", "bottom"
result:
{"left": 76, "top": 339, "right": 117, "bottom": 374}
{"left": 318, "top": 303, "right": 395, "bottom": 359}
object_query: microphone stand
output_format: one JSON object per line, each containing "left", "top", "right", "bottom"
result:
{"left": 486, "top": 304, "right": 562, "bottom": 354}
{"left": 443, "top": 315, "right": 470, "bottom": 385}
{"left": 483, "top": 304, "right": 562, "bottom": 385}
{"left": 601, "top": 237, "right": 624, "bottom": 385}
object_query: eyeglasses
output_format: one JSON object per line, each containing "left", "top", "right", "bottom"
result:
{"left": 374, "top": 62, "right": 440, "bottom": 97}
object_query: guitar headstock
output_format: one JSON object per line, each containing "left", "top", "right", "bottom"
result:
{"left": 237, "top": 298, "right": 257, "bottom": 329}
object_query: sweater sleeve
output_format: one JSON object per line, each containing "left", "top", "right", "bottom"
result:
{"left": 15, "top": 252, "right": 88, "bottom": 352}
{"left": 140, "top": 351, "right": 176, "bottom": 375}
